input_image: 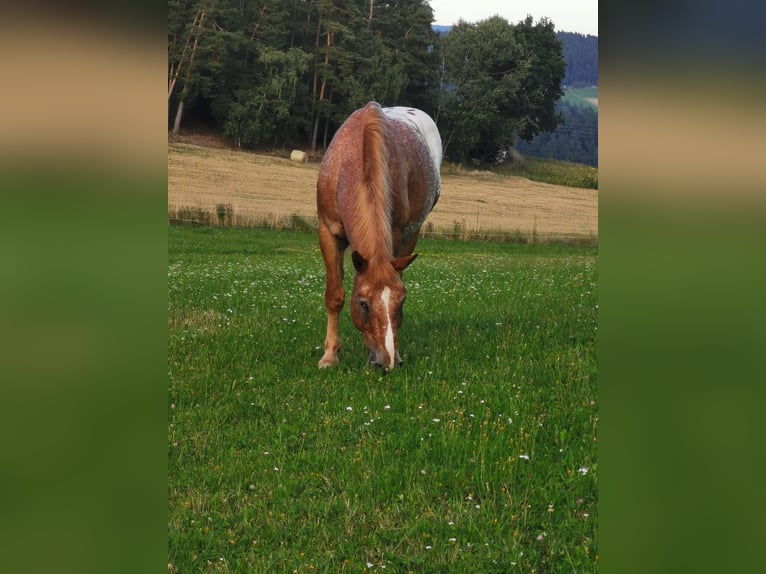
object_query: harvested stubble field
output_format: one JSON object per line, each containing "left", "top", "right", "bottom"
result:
{"left": 168, "top": 138, "right": 597, "bottom": 240}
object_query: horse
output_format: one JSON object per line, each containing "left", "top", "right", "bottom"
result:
{"left": 316, "top": 101, "right": 442, "bottom": 371}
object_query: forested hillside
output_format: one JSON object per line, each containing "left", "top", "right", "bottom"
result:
{"left": 557, "top": 32, "right": 598, "bottom": 87}
{"left": 168, "top": 1, "right": 566, "bottom": 164}
{"left": 515, "top": 100, "right": 598, "bottom": 167}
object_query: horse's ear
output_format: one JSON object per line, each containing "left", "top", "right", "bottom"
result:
{"left": 392, "top": 253, "right": 418, "bottom": 273}
{"left": 352, "top": 251, "right": 368, "bottom": 273}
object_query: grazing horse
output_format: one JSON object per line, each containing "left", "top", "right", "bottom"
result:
{"left": 316, "top": 102, "right": 442, "bottom": 370}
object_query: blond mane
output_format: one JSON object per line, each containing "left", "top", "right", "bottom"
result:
{"left": 347, "top": 103, "right": 393, "bottom": 259}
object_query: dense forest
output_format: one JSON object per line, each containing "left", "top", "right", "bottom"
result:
{"left": 168, "top": 0, "right": 568, "bottom": 164}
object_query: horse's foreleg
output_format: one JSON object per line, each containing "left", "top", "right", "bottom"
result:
{"left": 318, "top": 223, "right": 346, "bottom": 368}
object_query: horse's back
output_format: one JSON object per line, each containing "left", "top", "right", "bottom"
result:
{"left": 317, "top": 102, "right": 441, "bottom": 246}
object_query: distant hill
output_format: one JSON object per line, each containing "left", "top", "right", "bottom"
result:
{"left": 557, "top": 32, "right": 598, "bottom": 87}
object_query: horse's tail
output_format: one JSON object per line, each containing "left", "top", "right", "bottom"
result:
{"left": 358, "top": 102, "right": 392, "bottom": 252}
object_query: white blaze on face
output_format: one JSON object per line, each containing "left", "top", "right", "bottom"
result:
{"left": 380, "top": 286, "right": 395, "bottom": 370}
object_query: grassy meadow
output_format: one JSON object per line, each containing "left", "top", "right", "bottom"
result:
{"left": 168, "top": 226, "right": 598, "bottom": 572}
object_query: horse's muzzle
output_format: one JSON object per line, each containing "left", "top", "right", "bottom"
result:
{"left": 367, "top": 350, "right": 402, "bottom": 372}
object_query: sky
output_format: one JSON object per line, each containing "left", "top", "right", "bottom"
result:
{"left": 428, "top": 0, "right": 598, "bottom": 36}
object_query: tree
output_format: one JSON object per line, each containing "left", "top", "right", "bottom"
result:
{"left": 308, "top": 0, "right": 438, "bottom": 150}
{"left": 168, "top": 0, "right": 211, "bottom": 134}
{"left": 437, "top": 16, "right": 566, "bottom": 163}
{"left": 513, "top": 16, "right": 566, "bottom": 142}
{"left": 369, "top": 0, "right": 440, "bottom": 113}
{"left": 223, "top": 47, "right": 310, "bottom": 147}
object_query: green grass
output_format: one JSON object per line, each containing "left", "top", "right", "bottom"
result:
{"left": 561, "top": 87, "right": 598, "bottom": 110}
{"left": 168, "top": 226, "right": 598, "bottom": 572}
{"left": 496, "top": 155, "right": 598, "bottom": 190}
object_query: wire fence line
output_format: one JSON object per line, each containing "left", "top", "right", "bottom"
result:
{"left": 167, "top": 203, "right": 598, "bottom": 246}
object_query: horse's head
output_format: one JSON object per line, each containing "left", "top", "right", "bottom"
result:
{"left": 349, "top": 250, "right": 417, "bottom": 371}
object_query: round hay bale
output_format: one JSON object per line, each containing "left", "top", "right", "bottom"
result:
{"left": 290, "top": 149, "right": 308, "bottom": 163}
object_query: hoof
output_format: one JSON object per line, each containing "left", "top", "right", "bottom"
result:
{"left": 318, "top": 355, "right": 339, "bottom": 369}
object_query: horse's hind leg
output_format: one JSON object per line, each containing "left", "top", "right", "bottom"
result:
{"left": 318, "top": 223, "right": 346, "bottom": 368}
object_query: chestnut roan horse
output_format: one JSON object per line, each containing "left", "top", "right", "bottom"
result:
{"left": 316, "top": 102, "right": 442, "bottom": 371}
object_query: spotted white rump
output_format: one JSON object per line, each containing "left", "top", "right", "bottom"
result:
{"left": 382, "top": 107, "right": 442, "bottom": 179}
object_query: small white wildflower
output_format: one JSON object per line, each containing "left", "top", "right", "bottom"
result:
{"left": 273, "top": 467, "right": 279, "bottom": 472}
{"left": 519, "top": 454, "right": 530, "bottom": 460}
{"left": 383, "top": 405, "right": 391, "bottom": 411}
{"left": 432, "top": 418, "right": 441, "bottom": 423}
{"left": 366, "top": 562, "right": 374, "bottom": 568}
{"left": 578, "top": 467, "right": 588, "bottom": 475}
{"left": 346, "top": 406, "right": 353, "bottom": 411}
{"left": 425, "top": 545, "right": 432, "bottom": 550}
{"left": 448, "top": 537, "right": 457, "bottom": 543}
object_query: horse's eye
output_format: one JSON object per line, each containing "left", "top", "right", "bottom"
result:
{"left": 359, "top": 300, "right": 370, "bottom": 314}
